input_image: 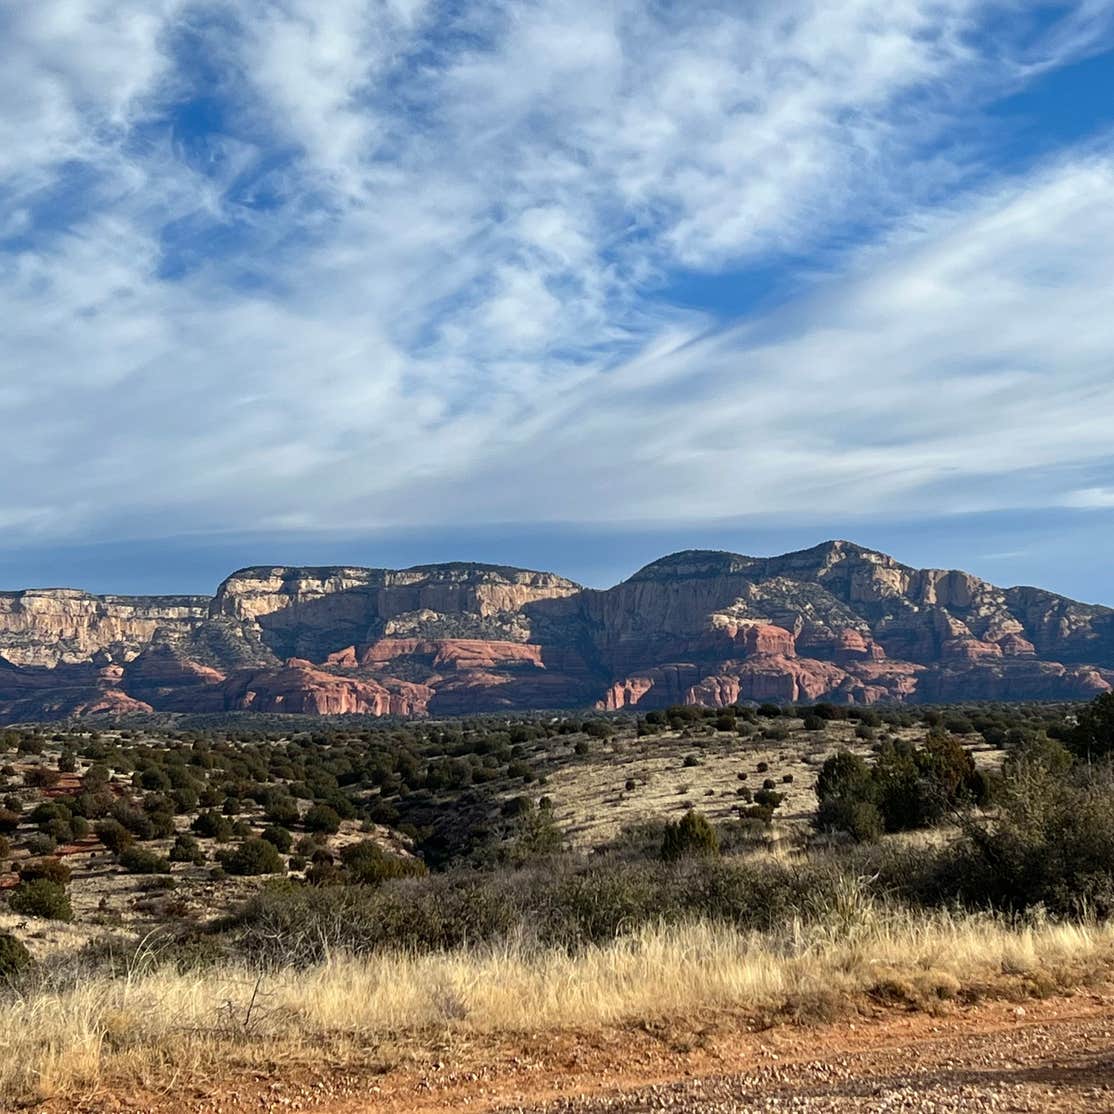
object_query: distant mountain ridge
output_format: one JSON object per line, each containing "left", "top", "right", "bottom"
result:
{"left": 0, "top": 540, "right": 1110, "bottom": 721}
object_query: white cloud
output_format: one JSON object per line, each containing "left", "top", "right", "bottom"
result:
{"left": 1, "top": 1, "right": 1114, "bottom": 547}
{"left": 1066, "top": 488, "right": 1114, "bottom": 509}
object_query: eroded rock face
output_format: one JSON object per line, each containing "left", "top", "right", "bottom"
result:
{"left": 0, "top": 543, "right": 1111, "bottom": 720}
{"left": 210, "top": 564, "right": 581, "bottom": 661}
{"left": 221, "top": 659, "right": 432, "bottom": 717}
{"left": 0, "top": 590, "right": 209, "bottom": 667}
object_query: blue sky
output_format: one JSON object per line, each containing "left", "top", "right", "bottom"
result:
{"left": 2, "top": 1, "right": 1114, "bottom": 602}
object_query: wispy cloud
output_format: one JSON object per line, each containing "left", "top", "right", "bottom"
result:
{"left": 1, "top": 1, "right": 1114, "bottom": 547}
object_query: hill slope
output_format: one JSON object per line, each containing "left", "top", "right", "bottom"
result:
{"left": 0, "top": 541, "right": 1110, "bottom": 720}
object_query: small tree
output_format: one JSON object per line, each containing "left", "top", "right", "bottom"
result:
{"left": 119, "top": 846, "right": 172, "bottom": 874}
{"left": 218, "top": 838, "right": 284, "bottom": 876}
{"left": 19, "top": 858, "right": 71, "bottom": 886}
{"left": 260, "top": 825, "right": 293, "bottom": 853}
{"left": 192, "top": 811, "right": 233, "bottom": 842}
{"left": 303, "top": 804, "right": 341, "bottom": 835}
{"left": 9, "top": 879, "right": 73, "bottom": 921}
{"left": 94, "top": 819, "right": 134, "bottom": 855}
{"left": 1070, "top": 692, "right": 1114, "bottom": 762}
{"left": 660, "top": 810, "right": 720, "bottom": 862}
{"left": 339, "top": 840, "right": 425, "bottom": 885}
{"left": 170, "top": 832, "right": 206, "bottom": 865}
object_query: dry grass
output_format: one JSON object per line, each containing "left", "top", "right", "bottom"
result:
{"left": 3, "top": 900, "right": 1113, "bottom": 1107}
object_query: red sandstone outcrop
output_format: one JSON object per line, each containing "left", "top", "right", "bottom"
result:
{"left": 0, "top": 544, "right": 1111, "bottom": 720}
{"left": 221, "top": 659, "right": 433, "bottom": 716}
{"left": 998, "top": 633, "right": 1037, "bottom": 657}
{"left": 942, "top": 638, "right": 1004, "bottom": 662}
{"left": 357, "top": 638, "right": 546, "bottom": 671}
{"left": 741, "top": 624, "right": 796, "bottom": 657}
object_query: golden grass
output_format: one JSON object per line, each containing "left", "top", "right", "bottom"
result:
{"left": 4, "top": 908, "right": 1113, "bottom": 1106}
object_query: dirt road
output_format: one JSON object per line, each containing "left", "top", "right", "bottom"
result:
{"left": 53, "top": 994, "right": 1114, "bottom": 1114}
{"left": 505, "top": 1009, "right": 1114, "bottom": 1112}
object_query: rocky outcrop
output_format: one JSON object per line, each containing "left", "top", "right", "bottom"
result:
{"left": 210, "top": 564, "right": 581, "bottom": 661}
{"left": 221, "top": 659, "right": 433, "bottom": 716}
{"left": 0, "top": 590, "right": 209, "bottom": 667}
{"left": 0, "top": 542, "right": 1110, "bottom": 720}
{"left": 0, "top": 658, "right": 155, "bottom": 722}
{"left": 354, "top": 639, "right": 546, "bottom": 671}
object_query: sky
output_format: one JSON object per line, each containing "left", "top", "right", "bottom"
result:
{"left": 2, "top": 1, "right": 1114, "bottom": 602}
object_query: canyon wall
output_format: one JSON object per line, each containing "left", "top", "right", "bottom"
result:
{"left": 0, "top": 541, "right": 1110, "bottom": 720}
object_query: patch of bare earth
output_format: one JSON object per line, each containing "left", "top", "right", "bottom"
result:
{"left": 36, "top": 994, "right": 1114, "bottom": 1114}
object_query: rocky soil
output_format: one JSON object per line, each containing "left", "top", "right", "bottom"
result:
{"left": 41, "top": 994, "right": 1114, "bottom": 1114}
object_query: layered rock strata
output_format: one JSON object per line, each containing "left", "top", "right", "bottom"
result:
{"left": 0, "top": 541, "right": 1110, "bottom": 720}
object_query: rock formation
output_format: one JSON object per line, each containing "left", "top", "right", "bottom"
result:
{"left": 0, "top": 540, "right": 1110, "bottom": 720}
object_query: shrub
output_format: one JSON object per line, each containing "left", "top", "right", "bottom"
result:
{"left": 24, "top": 766, "right": 62, "bottom": 789}
{"left": 24, "top": 833, "right": 56, "bottom": 857}
{"left": 43, "top": 817, "right": 73, "bottom": 844}
{"left": 94, "top": 819, "right": 134, "bottom": 855}
{"left": 19, "top": 857, "right": 71, "bottom": 885}
{"left": 170, "top": 833, "right": 206, "bottom": 865}
{"left": 505, "top": 759, "right": 533, "bottom": 781}
{"left": 339, "top": 841, "right": 425, "bottom": 886}
{"left": 260, "top": 825, "right": 293, "bottom": 853}
{"left": 660, "top": 810, "right": 720, "bottom": 862}
{"left": 171, "top": 786, "right": 199, "bottom": 814}
{"left": 222, "top": 855, "right": 844, "bottom": 963}
{"left": 938, "top": 763, "right": 1114, "bottom": 916}
{"left": 583, "top": 720, "right": 614, "bottom": 739}
{"left": 505, "top": 805, "right": 564, "bottom": 864}
{"left": 263, "top": 797, "right": 301, "bottom": 827}
{"left": 219, "top": 838, "right": 285, "bottom": 876}
{"left": 119, "top": 846, "right": 172, "bottom": 874}
{"left": 8, "top": 879, "right": 72, "bottom": 921}
{"left": 817, "top": 751, "right": 874, "bottom": 803}
{"left": 0, "top": 932, "right": 32, "bottom": 979}
{"left": 192, "top": 811, "right": 233, "bottom": 841}
{"left": 82, "top": 765, "right": 111, "bottom": 790}
{"left": 147, "top": 811, "right": 176, "bottom": 840}
{"left": 816, "top": 796, "right": 883, "bottom": 842}
{"left": 303, "top": 804, "right": 341, "bottom": 835}
{"left": 815, "top": 738, "right": 987, "bottom": 839}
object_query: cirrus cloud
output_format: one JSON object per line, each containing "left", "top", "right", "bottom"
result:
{"left": 1, "top": 0, "right": 1113, "bottom": 553}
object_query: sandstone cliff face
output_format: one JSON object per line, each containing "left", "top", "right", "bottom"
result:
{"left": 0, "top": 544, "right": 1110, "bottom": 721}
{"left": 220, "top": 659, "right": 432, "bottom": 717}
{"left": 210, "top": 564, "right": 582, "bottom": 661}
{"left": 0, "top": 590, "right": 209, "bottom": 667}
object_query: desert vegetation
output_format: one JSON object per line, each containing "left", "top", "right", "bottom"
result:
{"left": 1, "top": 695, "right": 1112, "bottom": 1106}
